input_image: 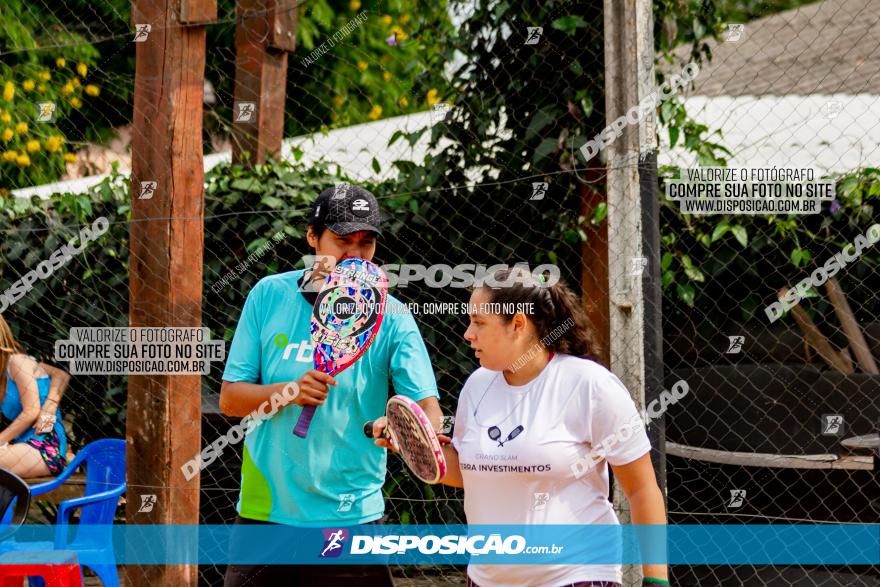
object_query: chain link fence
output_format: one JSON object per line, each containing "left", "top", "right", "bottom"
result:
{"left": 1, "top": 0, "right": 878, "bottom": 586}
{"left": 658, "top": 1, "right": 880, "bottom": 585}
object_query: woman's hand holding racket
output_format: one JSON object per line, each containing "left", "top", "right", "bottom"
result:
{"left": 363, "top": 396, "right": 447, "bottom": 484}
{"left": 368, "top": 417, "right": 452, "bottom": 450}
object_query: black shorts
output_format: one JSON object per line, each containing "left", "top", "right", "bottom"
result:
{"left": 223, "top": 515, "right": 394, "bottom": 587}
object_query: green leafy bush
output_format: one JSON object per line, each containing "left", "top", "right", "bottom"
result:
{"left": 658, "top": 167, "right": 880, "bottom": 323}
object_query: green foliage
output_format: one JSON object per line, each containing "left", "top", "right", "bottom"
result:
{"left": 204, "top": 0, "right": 453, "bottom": 140}
{"left": 2, "top": 0, "right": 452, "bottom": 188}
{"left": 0, "top": 60, "right": 102, "bottom": 189}
{"left": 657, "top": 167, "right": 880, "bottom": 323}
{"left": 713, "top": 0, "right": 820, "bottom": 22}
{"left": 0, "top": 159, "right": 336, "bottom": 443}
{"left": 0, "top": 0, "right": 107, "bottom": 189}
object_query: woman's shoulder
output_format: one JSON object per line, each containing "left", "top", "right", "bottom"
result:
{"left": 7, "top": 354, "right": 47, "bottom": 378}
{"left": 459, "top": 366, "right": 498, "bottom": 398}
{"left": 552, "top": 353, "right": 612, "bottom": 379}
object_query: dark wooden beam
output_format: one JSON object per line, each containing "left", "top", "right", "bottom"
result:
{"left": 232, "top": 0, "right": 297, "bottom": 166}
{"left": 580, "top": 180, "right": 610, "bottom": 368}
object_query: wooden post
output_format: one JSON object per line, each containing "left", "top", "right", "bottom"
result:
{"left": 581, "top": 180, "right": 610, "bottom": 368}
{"left": 231, "top": 0, "right": 297, "bottom": 166}
{"left": 603, "top": 0, "right": 663, "bottom": 585}
{"left": 127, "top": 0, "right": 215, "bottom": 585}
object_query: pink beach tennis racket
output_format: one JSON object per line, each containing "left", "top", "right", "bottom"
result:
{"left": 293, "top": 258, "right": 388, "bottom": 438}
{"left": 364, "top": 395, "right": 447, "bottom": 484}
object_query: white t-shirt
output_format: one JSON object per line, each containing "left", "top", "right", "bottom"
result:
{"left": 452, "top": 353, "right": 652, "bottom": 587}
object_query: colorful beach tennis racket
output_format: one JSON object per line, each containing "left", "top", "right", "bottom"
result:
{"left": 293, "top": 258, "right": 388, "bottom": 438}
{"left": 364, "top": 395, "right": 447, "bottom": 484}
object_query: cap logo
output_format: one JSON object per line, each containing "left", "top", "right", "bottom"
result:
{"left": 351, "top": 198, "right": 370, "bottom": 212}
{"left": 314, "top": 204, "right": 321, "bottom": 218}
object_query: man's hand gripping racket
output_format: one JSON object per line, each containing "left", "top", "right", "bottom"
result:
{"left": 364, "top": 395, "right": 448, "bottom": 484}
{"left": 293, "top": 258, "right": 388, "bottom": 438}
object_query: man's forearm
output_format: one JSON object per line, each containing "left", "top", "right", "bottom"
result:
{"left": 416, "top": 396, "right": 443, "bottom": 431}
{"left": 220, "top": 380, "right": 296, "bottom": 417}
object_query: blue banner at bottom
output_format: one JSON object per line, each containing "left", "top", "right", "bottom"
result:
{"left": 0, "top": 525, "right": 877, "bottom": 565}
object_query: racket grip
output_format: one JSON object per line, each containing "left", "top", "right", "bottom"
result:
{"left": 293, "top": 405, "right": 317, "bottom": 438}
{"left": 363, "top": 420, "right": 375, "bottom": 438}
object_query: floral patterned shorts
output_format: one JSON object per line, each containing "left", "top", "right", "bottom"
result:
{"left": 25, "top": 430, "right": 67, "bottom": 475}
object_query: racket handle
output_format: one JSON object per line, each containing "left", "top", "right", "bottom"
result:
{"left": 293, "top": 405, "right": 317, "bottom": 438}
{"left": 363, "top": 420, "right": 391, "bottom": 443}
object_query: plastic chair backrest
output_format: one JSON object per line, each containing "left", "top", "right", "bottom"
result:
{"left": 78, "top": 439, "right": 125, "bottom": 526}
{"left": 0, "top": 468, "right": 31, "bottom": 540}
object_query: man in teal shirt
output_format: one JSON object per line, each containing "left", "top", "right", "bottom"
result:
{"left": 220, "top": 185, "right": 442, "bottom": 586}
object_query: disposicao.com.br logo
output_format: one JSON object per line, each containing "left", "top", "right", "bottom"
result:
{"left": 327, "top": 532, "right": 563, "bottom": 556}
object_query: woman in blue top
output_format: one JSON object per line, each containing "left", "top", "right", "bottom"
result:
{"left": 0, "top": 315, "right": 70, "bottom": 477}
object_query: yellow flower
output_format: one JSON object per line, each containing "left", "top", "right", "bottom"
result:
{"left": 399, "top": 96, "right": 409, "bottom": 108}
{"left": 37, "top": 84, "right": 46, "bottom": 93}
{"left": 56, "top": 57, "right": 66, "bottom": 68}
{"left": 382, "top": 71, "right": 392, "bottom": 81}
{"left": 349, "top": 0, "right": 360, "bottom": 9}
{"left": 0, "top": 112, "right": 10, "bottom": 123}
{"left": 22, "top": 80, "right": 35, "bottom": 92}
{"left": 85, "top": 84, "right": 99, "bottom": 97}
{"left": 2, "top": 150, "right": 17, "bottom": 162}
{"left": 2, "top": 128, "right": 13, "bottom": 142}
{"left": 38, "top": 71, "right": 50, "bottom": 82}
{"left": 16, "top": 153, "right": 30, "bottom": 166}
{"left": 70, "top": 97, "right": 82, "bottom": 108}
{"left": 357, "top": 60, "right": 368, "bottom": 71}
{"left": 390, "top": 26, "right": 407, "bottom": 41}
{"left": 71, "top": 77, "right": 81, "bottom": 88}
{"left": 15, "top": 122, "right": 27, "bottom": 134}
{"left": 426, "top": 88, "right": 440, "bottom": 106}
{"left": 44, "top": 135, "right": 63, "bottom": 153}
{"left": 63, "top": 152, "right": 76, "bottom": 163}
{"left": 332, "top": 95, "right": 345, "bottom": 108}
{"left": 61, "top": 83, "right": 74, "bottom": 96}
{"left": 399, "top": 14, "right": 410, "bottom": 24}
{"left": 368, "top": 105, "right": 382, "bottom": 120}
{"left": 25, "top": 139, "right": 40, "bottom": 153}
{"left": 381, "top": 15, "right": 392, "bottom": 26}
{"left": 76, "top": 63, "right": 88, "bottom": 77}
{"left": 3, "top": 82, "right": 14, "bottom": 102}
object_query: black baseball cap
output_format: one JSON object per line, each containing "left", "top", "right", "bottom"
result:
{"left": 310, "top": 184, "right": 382, "bottom": 236}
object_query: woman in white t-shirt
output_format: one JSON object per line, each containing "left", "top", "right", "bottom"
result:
{"left": 378, "top": 268, "right": 669, "bottom": 587}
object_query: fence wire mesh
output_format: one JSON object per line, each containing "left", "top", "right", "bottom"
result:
{"left": 0, "top": 0, "right": 878, "bottom": 586}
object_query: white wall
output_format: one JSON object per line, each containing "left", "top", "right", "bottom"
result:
{"left": 659, "top": 94, "right": 880, "bottom": 175}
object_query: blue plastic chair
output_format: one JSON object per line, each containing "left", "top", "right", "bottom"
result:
{"left": 10, "top": 439, "right": 126, "bottom": 587}
{"left": 0, "top": 468, "right": 31, "bottom": 541}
